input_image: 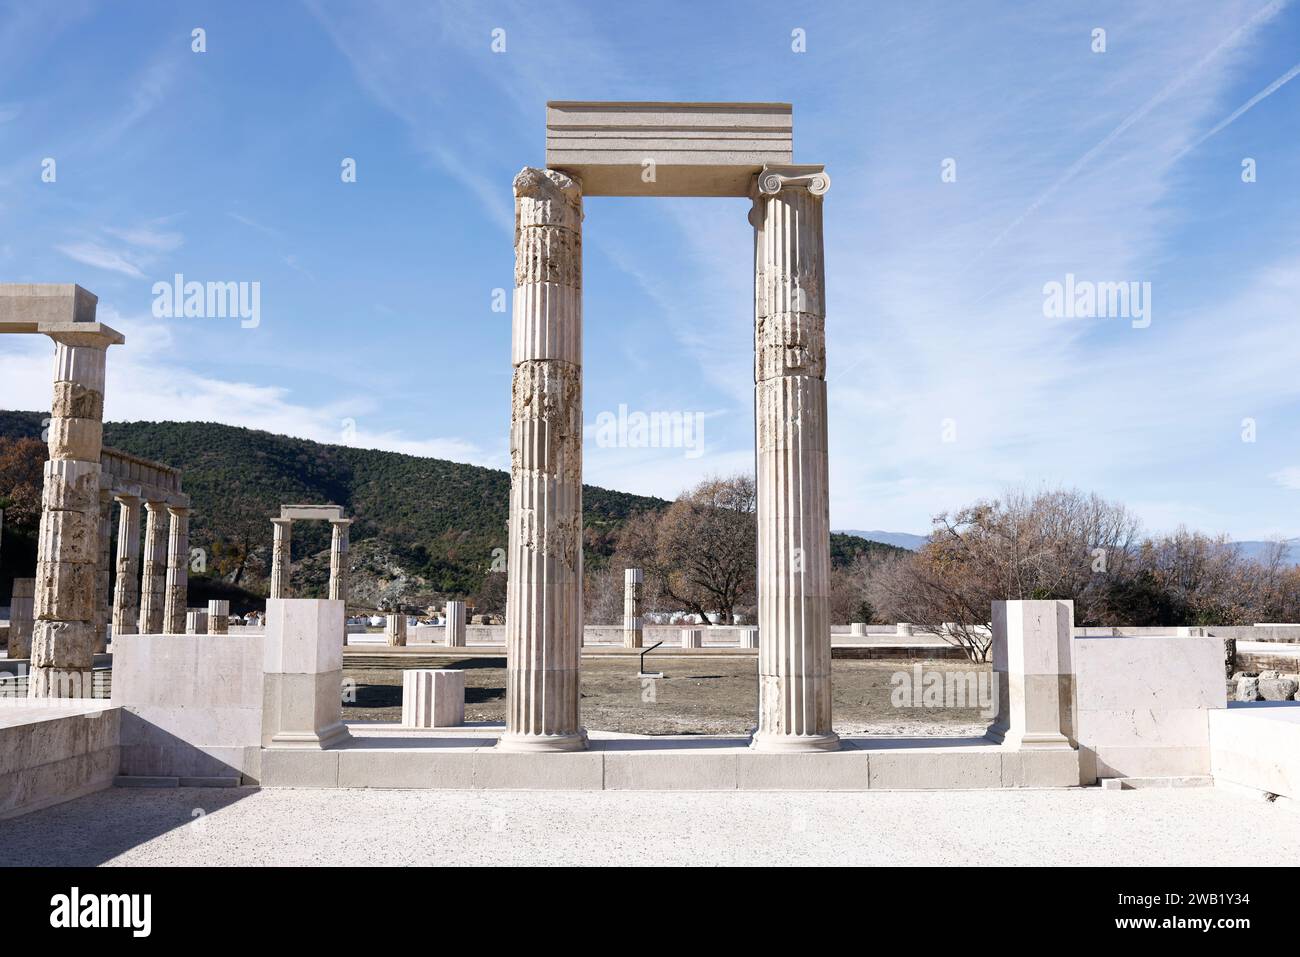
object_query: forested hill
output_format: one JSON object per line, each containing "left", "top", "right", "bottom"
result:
{"left": 0, "top": 411, "right": 906, "bottom": 612}
{"left": 0, "top": 410, "right": 668, "bottom": 606}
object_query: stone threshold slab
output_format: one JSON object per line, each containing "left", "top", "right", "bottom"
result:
{"left": 260, "top": 733, "right": 1081, "bottom": 791}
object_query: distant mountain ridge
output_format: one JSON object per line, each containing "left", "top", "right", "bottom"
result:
{"left": 835, "top": 529, "right": 929, "bottom": 551}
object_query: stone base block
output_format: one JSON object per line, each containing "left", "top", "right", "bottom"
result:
{"left": 402, "top": 669, "right": 465, "bottom": 728}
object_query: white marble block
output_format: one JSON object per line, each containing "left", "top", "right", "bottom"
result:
{"left": 261, "top": 598, "right": 348, "bottom": 749}
{"left": 680, "top": 628, "right": 703, "bottom": 649}
{"left": 402, "top": 669, "right": 466, "bottom": 728}
{"left": 988, "top": 600, "right": 1075, "bottom": 751}
{"left": 444, "top": 600, "right": 466, "bottom": 647}
{"left": 897, "top": 622, "right": 913, "bottom": 637}
{"left": 850, "top": 622, "right": 867, "bottom": 637}
{"left": 739, "top": 627, "right": 759, "bottom": 649}
{"left": 184, "top": 609, "right": 208, "bottom": 634}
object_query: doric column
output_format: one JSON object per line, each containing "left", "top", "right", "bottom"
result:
{"left": 328, "top": 518, "right": 351, "bottom": 602}
{"left": 623, "top": 568, "right": 643, "bottom": 648}
{"left": 750, "top": 165, "right": 839, "bottom": 752}
{"left": 162, "top": 504, "right": 190, "bottom": 634}
{"left": 138, "top": 500, "right": 168, "bottom": 633}
{"left": 501, "top": 167, "right": 586, "bottom": 752}
{"left": 94, "top": 488, "right": 113, "bottom": 651}
{"left": 269, "top": 518, "right": 292, "bottom": 599}
{"left": 30, "top": 333, "right": 109, "bottom": 697}
{"left": 110, "top": 492, "right": 141, "bottom": 637}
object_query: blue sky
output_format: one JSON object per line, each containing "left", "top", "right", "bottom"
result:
{"left": 1, "top": 0, "right": 1298, "bottom": 539}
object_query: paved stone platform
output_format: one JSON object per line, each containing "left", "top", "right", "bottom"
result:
{"left": 1, "top": 784, "right": 1295, "bottom": 866}
{"left": 256, "top": 726, "right": 1079, "bottom": 790}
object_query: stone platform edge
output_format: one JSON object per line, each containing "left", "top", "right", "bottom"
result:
{"left": 258, "top": 738, "right": 1082, "bottom": 791}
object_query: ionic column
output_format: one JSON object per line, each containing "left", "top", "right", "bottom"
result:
{"left": 501, "top": 167, "right": 586, "bottom": 752}
{"left": 444, "top": 600, "right": 467, "bottom": 647}
{"left": 162, "top": 504, "right": 190, "bottom": 634}
{"left": 623, "top": 568, "right": 643, "bottom": 648}
{"left": 137, "top": 500, "right": 168, "bottom": 633}
{"left": 110, "top": 492, "right": 141, "bottom": 637}
{"left": 328, "top": 518, "right": 351, "bottom": 602}
{"left": 30, "top": 334, "right": 109, "bottom": 697}
{"left": 750, "top": 165, "right": 839, "bottom": 752}
{"left": 269, "top": 518, "right": 292, "bottom": 599}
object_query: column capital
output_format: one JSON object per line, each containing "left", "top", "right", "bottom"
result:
{"left": 755, "top": 164, "right": 831, "bottom": 197}
{"left": 270, "top": 516, "right": 293, "bottom": 528}
{"left": 143, "top": 498, "right": 168, "bottom": 514}
{"left": 328, "top": 518, "right": 353, "bottom": 528}
{"left": 165, "top": 503, "right": 191, "bottom": 518}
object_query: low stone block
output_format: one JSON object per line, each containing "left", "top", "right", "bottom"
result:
{"left": 680, "top": 628, "right": 703, "bottom": 649}
{"left": 402, "top": 669, "right": 465, "bottom": 728}
{"left": 1258, "top": 677, "right": 1299, "bottom": 701}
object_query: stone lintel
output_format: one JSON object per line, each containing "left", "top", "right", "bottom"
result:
{"left": 280, "top": 504, "right": 346, "bottom": 521}
{"left": 546, "top": 101, "right": 793, "bottom": 197}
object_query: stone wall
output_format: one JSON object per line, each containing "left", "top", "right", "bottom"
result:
{"left": 0, "top": 701, "right": 119, "bottom": 819}
{"left": 111, "top": 632, "right": 264, "bottom": 783}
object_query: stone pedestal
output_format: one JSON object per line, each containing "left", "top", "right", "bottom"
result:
{"left": 261, "top": 598, "right": 348, "bottom": 749}
{"left": 987, "top": 600, "right": 1076, "bottom": 750}
{"left": 138, "top": 500, "right": 167, "bottom": 634}
{"left": 328, "top": 518, "right": 350, "bottom": 602}
{"left": 162, "top": 505, "right": 190, "bottom": 634}
{"left": 680, "top": 628, "right": 703, "bottom": 649}
{"left": 402, "top": 669, "right": 465, "bottom": 728}
{"left": 739, "top": 627, "right": 759, "bottom": 649}
{"left": 184, "top": 609, "right": 208, "bottom": 634}
{"left": 850, "top": 622, "right": 867, "bottom": 637}
{"left": 750, "top": 166, "right": 838, "bottom": 752}
{"left": 7, "top": 578, "right": 34, "bottom": 659}
{"left": 269, "top": 518, "right": 292, "bottom": 599}
{"left": 623, "top": 568, "right": 644, "bottom": 648}
{"left": 384, "top": 614, "right": 407, "bottom": 647}
{"left": 444, "top": 600, "right": 466, "bottom": 647}
{"left": 500, "top": 167, "right": 587, "bottom": 753}
{"left": 110, "top": 493, "right": 141, "bottom": 638}
{"left": 897, "top": 622, "right": 913, "bottom": 637}
{"left": 31, "top": 333, "right": 111, "bottom": 697}
{"left": 208, "top": 600, "right": 230, "bottom": 635}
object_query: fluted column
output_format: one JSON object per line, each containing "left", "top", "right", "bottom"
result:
{"left": 30, "top": 334, "right": 109, "bottom": 697}
{"left": 162, "top": 504, "right": 190, "bottom": 634}
{"left": 751, "top": 165, "right": 839, "bottom": 752}
{"left": 623, "top": 568, "right": 644, "bottom": 648}
{"left": 328, "top": 518, "right": 351, "bottom": 602}
{"left": 500, "top": 167, "right": 586, "bottom": 752}
{"left": 269, "top": 518, "right": 292, "bottom": 599}
{"left": 138, "top": 500, "right": 167, "bottom": 633}
{"left": 110, "top": 492, "right": 141, "bottom": 637}
{"left": 94, "top": 488, "right": 112, "bottom": 651}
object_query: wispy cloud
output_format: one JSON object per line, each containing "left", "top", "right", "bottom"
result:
{"left": 54, "top": 241, "right": 146, "bottom": 279}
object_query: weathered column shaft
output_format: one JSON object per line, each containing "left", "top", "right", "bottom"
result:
{"left": 162, "top": 505, "right": 190, "bottom": 634}
{"left": 138, "top": 501, "right": 168, "bottom": 633}
{"left": 269, "top": 518, "right": 292, "bottom": 599}
{"left": 751, "top": 166, "right": 838, "bottom": 751}
{"left": 444, "top": 600, "right": 467, "bottom": 647}
{"left": 7, "top": 578, "right": 35, "bottom": 659}
{"left": 328, "top": 519, "right": 350, "bottom": 602}
{"left": 94, "top": 489, "right": 113, "bottom": 651}
{"left": 31, "top": 335, "right": 108, "bottom": 697}
{"left": 207, "top": 599, "right": 230, "bottom": 635}
{"left": 501, "top": 167, "right": 586, "bottom": 752}
{"left": 110, "top": 493, "right": 141, "bottom": 636}
{"left": 623, "top": 567, "right": 643, "bottom": 648}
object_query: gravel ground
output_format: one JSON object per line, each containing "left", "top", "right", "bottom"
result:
{"left": 1, "top": 785, "right": 1297, "bottom": 866}
{"left": 345, "top": 658, "right": 992, "bottom": 735}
